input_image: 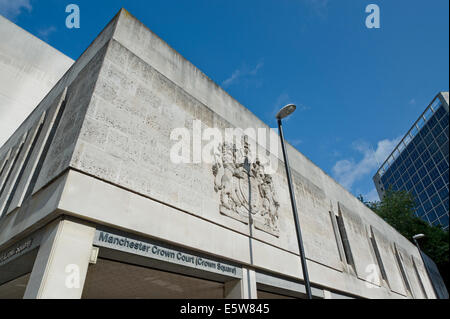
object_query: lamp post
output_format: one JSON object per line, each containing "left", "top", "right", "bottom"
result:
{"left": 276, "top": 104, "right": 312, "bottom": 299}
{"left": 412, "top": 234, "right": 439, "bottom": 299}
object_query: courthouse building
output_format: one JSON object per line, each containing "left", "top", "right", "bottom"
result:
{"left": 0, "top": 9, "right": 440, "bottom": 299}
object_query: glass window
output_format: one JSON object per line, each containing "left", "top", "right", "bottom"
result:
{"left": 431, "top": 123, "right": 442, "bottom": 138}
{"left": 406, "top": 143, "right": 415, "bottom": 155}
{"left": 432, "top": 123, "right": 443, "bottom": 138}
{"left": 434, "top": 177, "right": 445, "bottom": 192}
{"left": 400, "top": 152, "right": 408, "bottom": 162}
{"left": 415, "top": 181, "right": 425, "bottom": 194}
{"left": 409, "top": 148, "right": 419, "bottom": 161}
{"left": 425, "top": 159, "right": 435, "bottom": 172}
{"left": 0, "top": 156, "right": 9, "bottom": 182}
{"left": 438, "top": 187, "right": 448, "bottom": 202}
{"left": 439, "top": 108, "right": 448, "bottom": 119}
{"left": 429, "top": 167, "right": 440, "bottom": 181}
{"left": 432, "top": 219, "right": 441, "bottom": 227}
{"left": 432, "top": 150, "right": 444, "bottom": 164}
{"left": 423, "top": 200, "right": 432, "bottom": 212}
{"left": 416, "top": 141, "right": 426, "bottom": 154}
{"left": 403, "top": 169, "right": 411, "bottom": 179}
{"left": 444, "top": 198, "right": 449, "bottom": 210}
{"left": 407, "top": 165, "right": 415, "bottom": 177}
{"left": 393, "top": 170, "right": 401, "bottom": 180}
{"left": 419, "top": 191, "right": 428, "bottom": 203}
{"left": 335, "top": 214, "right": 356, "bottom": 269}
{"left": 440, "top": 214, "right": 449, "bottom": 228}
{"left": 435, "top": 204, "right": 446, "bottom": 217}
{"left": 387, "top": 178, "right": 394, "bottom": 188}
{"left": 443, "top": 170, "right": 449, "bottom": 185}
{"left": 436, "top": 132, "right": 447, "bottom": 146}
{"left": 405, "top": 157, "right": 413, "bottom": 168}
{"left": 426, "top": 184, "right": 436, "bottom": 197}
{"left": 1, "top": 118, "right": 46, "bottom": 216}
{"left": 411, "top": 173, "right": 420, "bottom": 185}
{"left": 386, "top": 169, "right": 393, "bottom": 179}
{"left": 398, "top": 175, "right": 405, "bottom": 187}
{"left": 424, "top": 132, "right": 434, "bottom": 145}
{"left": 437, "top": 160, "right": 448, "bottom": 175}
{"left": 405, "top": 180, "right": 413, "bottom": 191}
{"left": 441, "top": 141, "right": 449, "bottom": 157}
{"left": 391, "top": 161, "right": 398, "bottom": 171}
{"left": 416, "top": 205, "right": 425, "bottom": 217}
{"left": 418, "top": 167, "right": 427, "bottom": 179}
{"left": 428, "top": 116, "right": 438, "bottom": 130}
{"left": 421, "top": 150, "right": 431, "bottom": 163}
{"left": 420, "top": 125, "right": 430, "bottom": 138}
{"left": 422, "top": 174, "right": 432, "bottom": 187}
{"left": 390, "top": 172, "right": 396, "bottom": 183}
{"left": 428, "top": 141, "right": 439, "bottom": 155}
{"left": 0, "top": 142, "right": 25, "bottom": 200}
{"left": 435, "top": 106, "right": 446, "bottom": 118}
{"left": 414, "top": 157, "right": 424, "bottom": 170}
{"left": 427, "top": 209, "right": 437, "bottom": 222}
{"left": 431, "top": 194, "right": 441, "bottom": 206}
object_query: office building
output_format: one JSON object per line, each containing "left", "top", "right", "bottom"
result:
{"left": 373, "top": 93, "right": 449, "bottom": 230}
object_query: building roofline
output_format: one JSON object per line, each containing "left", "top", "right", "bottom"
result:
{"left": 373, "top": 91, "right": 448, "bottom": 179}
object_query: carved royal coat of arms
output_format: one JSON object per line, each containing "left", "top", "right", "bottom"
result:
{"left": 212, "top": 139, "right": 280, "bottom": 237}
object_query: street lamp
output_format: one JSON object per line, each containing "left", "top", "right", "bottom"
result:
{"left": 412, "top": 234, "right": 439, "bottom": 299}
{"left": 276, "top": 104, "right": 312, "bottom": 299}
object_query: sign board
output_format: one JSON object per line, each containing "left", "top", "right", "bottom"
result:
{"left": 0, "top": 231, "right": 43, "bottom": 266}
{"left": 93, "top": 229, "right": 242, "bottom": 279}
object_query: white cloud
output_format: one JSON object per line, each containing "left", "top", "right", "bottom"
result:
{"left": 274, "top": 92, "right": 291, "bottom": 111}
{"left": 222, "top": 69, "right": 241, "bottom": 88}
{"left": 302, "top": 0, "right": 330, "bottom": 17}
{"left": 38, "top": 26, "right": 57, "bottom": 41}
{"left": 222, "top": 61, "right": 264, "bottom": 88}
{"left": 0, "top": 0, "right": 32, "bottom": 20}
{"left": 289, "top": 139, "right": 303, "bottom": 147}
{"left": 332, "top": 136, "right": 402, "bottom": 191}
{"left": 268, "top": 92, "right": 310, "bottom": 122}
{"left": 363, "top": 188, "right": 380, "bottom": 202}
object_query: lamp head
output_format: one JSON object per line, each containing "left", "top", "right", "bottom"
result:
{"left": 276, "top": 104, "right": 296, "bottom": 120}
{"left": 413, "top": 234, "right": 426, "bottom": 240}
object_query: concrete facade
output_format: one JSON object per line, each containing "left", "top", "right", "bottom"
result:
{"left": 0, "top": 14, "right": 73, "bottom": 147}
{"left": 0, "top": 9, "right": 438, "bottom": 299}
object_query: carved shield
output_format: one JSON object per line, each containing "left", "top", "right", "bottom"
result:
{"left": 237, "top": 173, "right": 261, "bottom": 215}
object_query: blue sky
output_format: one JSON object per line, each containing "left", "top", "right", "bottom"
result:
{"left": 1, "top": 0, "right": 448, "bottom": 201}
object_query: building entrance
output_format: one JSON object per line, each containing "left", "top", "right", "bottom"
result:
{"left": 82, "top": 258, "right": 225, "bottom": 299}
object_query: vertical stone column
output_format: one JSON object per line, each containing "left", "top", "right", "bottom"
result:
{"left": 224, "top": 267, "right": 257, "bottom": 299}
{"left": 23, "top": 219, "right": 95, "bottom": 299}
